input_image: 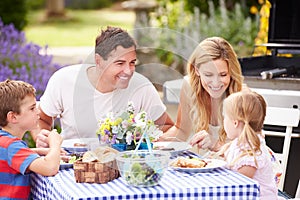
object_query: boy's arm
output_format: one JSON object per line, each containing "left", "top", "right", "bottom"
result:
{"left": 28, "top": 130, "right": 62, "bottom": 176}
{"left": 31, "top": 148, "right": 49, "bottom": 156}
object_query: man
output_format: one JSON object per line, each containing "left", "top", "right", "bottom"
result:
{"left": 33, "top": 26, "right": 173, "bottom": 147}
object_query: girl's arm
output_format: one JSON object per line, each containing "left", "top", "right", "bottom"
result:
{"left": 238, "top": 165, "right": 257, "bottom": 178}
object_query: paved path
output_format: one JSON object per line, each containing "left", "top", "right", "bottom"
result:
{"left": 45, "top": 46, "right": 95, "bottom": 66}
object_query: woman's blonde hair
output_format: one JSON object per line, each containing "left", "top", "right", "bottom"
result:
{"left": 187, "top": 37, "right": 243, "bottom": 142}
{"left": 223, "top": 91, "right": 267, "bottom": 156}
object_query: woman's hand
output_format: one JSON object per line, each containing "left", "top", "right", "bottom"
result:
{"left": 189, "top": 130, "right": 218, "bottom": 150}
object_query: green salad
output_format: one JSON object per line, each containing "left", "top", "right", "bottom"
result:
{"left": 124, "top": 162, "right": 162, "bottom": 187}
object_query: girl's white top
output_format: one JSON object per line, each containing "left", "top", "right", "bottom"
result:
{"left": 224, "top": 135, "right": 279, "bottom": 200}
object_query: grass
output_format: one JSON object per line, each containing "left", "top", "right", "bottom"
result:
{"left": 25, "top": 8, "right": 135, "bottom": 47}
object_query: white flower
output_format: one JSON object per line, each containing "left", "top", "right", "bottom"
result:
{"left": 126, "top": 131, "right": 133, "bottom": 145}
{"left": 127, "top": 101, "right": 135, "bottom": 114}
{"left": 134, "top": 111, "right": 147, "bottom": 128}
{"left": 147, "top": 125, "right": 163, "bottom": 140}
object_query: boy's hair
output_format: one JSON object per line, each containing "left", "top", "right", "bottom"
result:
{"left": 0, "top": 79, "right": 36, "bottom": 127}
{"left": 95, "top": 26, "right": 136, "bottom": 60}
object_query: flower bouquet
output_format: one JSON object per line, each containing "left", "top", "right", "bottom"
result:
{"left": 96, "top": 102, "right": 163, "bottom": 151}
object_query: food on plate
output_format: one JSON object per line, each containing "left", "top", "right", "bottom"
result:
{"left": 74, "top": 143, "right": 87, "bottom": 147}
{"left": 153, "top": 145, "right": 175, "bottom": 151}
{"left": 60, "top": 155, "right": 78, "bottom": 164}
{"left": 170, "top": 157, "right": 207, "bottom": 168}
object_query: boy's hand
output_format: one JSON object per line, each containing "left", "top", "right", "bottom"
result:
{"left": 48, "top": 129, "right": 63, "bottom": 148}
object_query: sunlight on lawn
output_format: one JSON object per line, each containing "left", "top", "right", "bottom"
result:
{"left": 25, "top": 9, "right": 135, "bottom": 47}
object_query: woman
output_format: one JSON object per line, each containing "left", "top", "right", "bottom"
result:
{"left": 161, "top": 37, "right": 245, "bottom": 155}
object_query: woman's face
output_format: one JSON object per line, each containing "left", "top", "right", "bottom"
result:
{"left": 197, "top": 59, "right": 231, "bottom": 99}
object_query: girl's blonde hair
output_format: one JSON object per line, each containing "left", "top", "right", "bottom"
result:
{"left": 223, "top": 91, "right": 267, "bottom": 156}
{"left": 187, "top": 37, "right": 244, "bottom": 142}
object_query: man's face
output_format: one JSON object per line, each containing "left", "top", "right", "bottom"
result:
{"left": 97, "top": 45, "right": 137, "bottom": 92}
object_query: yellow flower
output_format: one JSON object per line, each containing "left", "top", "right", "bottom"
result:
{"left": 250, "top": 6, "right": 258, "bottom": 14}
{"left": 114, "top": 117, "right": 122, "bottom": 125}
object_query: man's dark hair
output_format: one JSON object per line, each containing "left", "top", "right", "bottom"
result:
{"left": 95, "top": 26, "right": 136, "bottom": 60}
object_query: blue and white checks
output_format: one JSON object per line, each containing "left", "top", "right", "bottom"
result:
{"left": 30, "top": 152, "right": 259, "bottom": 199}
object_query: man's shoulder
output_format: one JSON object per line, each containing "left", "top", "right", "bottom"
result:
{"left": 55, "top": 64, "right": 91, "bottom": 74}
{"left": 131, "top": 72, "right": 151, "bottom": 83}
{"left": 51, "top": 64, "right": 92, "bottom": 81}
{"left": 125, "top": 72, "right": 152, "bottom": 91}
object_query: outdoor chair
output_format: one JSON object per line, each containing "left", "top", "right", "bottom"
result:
{"left": 263, "top": 106, "right": 300, "bottom": 191}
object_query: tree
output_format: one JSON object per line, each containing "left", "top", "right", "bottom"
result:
{"left": 46, "top": 0, "right": 65, "bottom": 17}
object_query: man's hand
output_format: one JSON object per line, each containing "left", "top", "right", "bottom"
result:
{"left": 36, "top": 129, "right": 51, "bottom": 148}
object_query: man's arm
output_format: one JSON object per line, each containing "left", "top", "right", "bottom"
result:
{"left": 154, "top": 112, "right": 174, "bottom": 132}
{"left": 30, "top": 106, "right": 54, "bottom": 147}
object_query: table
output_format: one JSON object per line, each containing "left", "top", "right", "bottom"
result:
{"left": 30, "top": 156, "right": 260, "bottom": 199}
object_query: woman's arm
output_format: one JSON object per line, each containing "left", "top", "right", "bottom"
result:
{"left": 159, "top": 79, "right": 193, "bottom": 141}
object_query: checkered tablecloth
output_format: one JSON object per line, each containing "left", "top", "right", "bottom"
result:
{"left": 30, "top": 156, "right": 260, "bottom": 200}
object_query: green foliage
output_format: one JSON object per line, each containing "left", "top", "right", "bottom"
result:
{"left": 150, "top": 0, "right": 259, "bottom": 71}
{"left": 158, "top": 0, "right": 262, "bottom": 18}
{"left": 65, "top": 0, "right": 112, "bottom": 10}
{"left": 25, "top": 0, "right": 45, "bottom": 10}
{"left": 0, "top": 0, "right": 28, "bottom": 30}
{"left": 23, "top": 132, "right": 36, "bottom": 148}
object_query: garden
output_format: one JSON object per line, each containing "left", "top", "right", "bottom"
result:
{"left": 0, "top": 0, "right": 268, "bottom": 147}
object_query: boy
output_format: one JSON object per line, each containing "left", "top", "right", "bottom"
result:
{"left": 0, "top": 79, "right": 62, "bottom": 199}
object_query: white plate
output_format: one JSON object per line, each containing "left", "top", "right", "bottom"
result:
{"left": 62, "top": 138, "right": 98, "bottom": 147}
{"left": 153, "top": 142, "right": 191, "bottom": 153}
{"left": 170, "top": 158, "right": 227, "bottom": 173}
{"left": 62, "top": 138, "right": 99, "bottom": 153}
{"left": 153, "top": 142, "right": 192, "bottom": 157}
{"left": 59, "top": 163, "right": 73, "bottom": 170}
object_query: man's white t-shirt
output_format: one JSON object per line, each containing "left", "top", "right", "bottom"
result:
{"left": 40, "top": 64, "right": 166, "bottom": 139}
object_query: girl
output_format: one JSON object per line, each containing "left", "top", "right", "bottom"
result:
{"left": 221, "top": 91, "right": 281, "bottom": 199}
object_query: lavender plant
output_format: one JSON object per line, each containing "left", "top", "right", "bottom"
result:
{"left": 0, "top": 18, "right": 61, "bottom": 100}
{"left": 0, "top": 18, "right": 61, "bottom": 147}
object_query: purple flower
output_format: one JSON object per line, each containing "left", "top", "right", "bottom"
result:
{"left": 0, "top": 18, "right": 62, "bottom": 100}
